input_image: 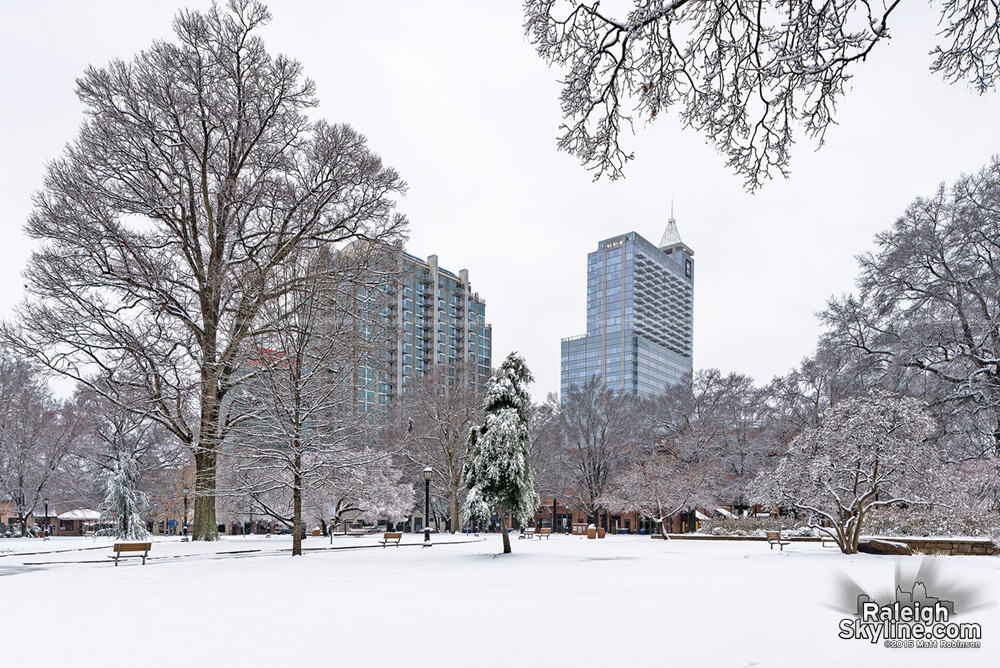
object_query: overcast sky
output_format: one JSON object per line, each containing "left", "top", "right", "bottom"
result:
{"left": 2, "top": 1, "right": 999, "bottom": 401}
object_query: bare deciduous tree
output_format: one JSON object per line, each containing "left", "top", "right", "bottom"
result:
{"left": 557, "top": 376, "right": 638, "bottom": 526}
{"left": 397, "top": 364, "right": 484, "bottom": 533}
{"left": 223, "top": 245, "right": 410, "bottom": 555}
{"left": 822, "top": 157, "right": 1000, "bottom": 459}
{"left": 655, "top": 370, "right": 777, "bottom": 510}
{"left": 0, "top": 353, "right": 83, "bottom": 535}
{"left": 750, "top": 392, "right": 940, "bottom": 553}
{"left": 528, "top": 393, "right": 574, "bottom": 531}
{"left": 601, "top": 443, "right": 718, "bottom": 539}
{"left": 525, "top": 0, "right": 1000, "bottom": 188}
{"left": 5, "top": 1, "right": 406, "bottom": 539}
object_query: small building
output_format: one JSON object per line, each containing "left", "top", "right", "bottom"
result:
{"left": 1, "top": 503, "right": 42, "bottom": 533}
{"left": 407, "top": 507, "right": 443, "bottom": 533}
{"left": 56, "top": 509, "right": 102, "bottom": 536}
{"left": 1, "top": 502, "right": 26, "bottom": 527}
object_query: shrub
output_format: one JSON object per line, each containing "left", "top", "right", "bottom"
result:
{"left": 863, "top": 507, "right": 1000, "bottom": 540}
{"left": 697, "top": 517, "right": 814, "bottom": 537}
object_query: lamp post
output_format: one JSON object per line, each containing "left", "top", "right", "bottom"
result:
{"left": 43, "top": 497, "right": 49, "bottom": 538}
{"left": 182, "top": 485, "right": 190, "bottom": 541}
{"left": 423, "top": 467, "right": 433, "bottom": 547}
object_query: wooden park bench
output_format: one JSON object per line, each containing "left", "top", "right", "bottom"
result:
{"left": 765, "top": 531, "right": 790, "bottom": 551}
{"left": 818, "top": 533, "right": 838, "bottom": 548}
{"left": 110, "top": 542, "right": 151, "bottom": 566}
{"left": 379, "top": 532, "right": 402, "bottom": 548}
{"left": 519, "top": 527, "right": 536, "bottom": 540}
{"left": 537, "top": 528, "right": 551, "bottom": 540}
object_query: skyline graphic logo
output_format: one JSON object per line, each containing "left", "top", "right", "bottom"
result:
{"left": 832, "top": 559, "right": 991, "bottom": 650}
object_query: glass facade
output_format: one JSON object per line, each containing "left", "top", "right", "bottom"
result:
{"left": 368, "top": 252, "right": 491, "bottom": 409}
{"left": 561, "top": 227, "right": 693, "bottom": 398}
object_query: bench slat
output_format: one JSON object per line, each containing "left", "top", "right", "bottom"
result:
{"left": 111, "top": 542, "right": 150, "bottom": 566}
{"left": 765, "top": 531, "right": 790, "bottom": 550}
{"left": 380, "top": 532, "right": 402, "bottom": 548}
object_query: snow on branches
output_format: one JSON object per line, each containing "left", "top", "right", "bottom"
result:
{"left": 464, "top": 353, "right": 539, "bottom": 554}
{"left": 525, "top": 0, "right": 1000, "bottom": 189}
{"left": 5, "top": 0, "right": 407, "bottom": 540}
{"left": 749, "top": 391, "right": 941, "bottom": 553}
{"left": 220, "top": 245, "right": 410, "bottom": 554}
{"left": 823, "top": 157, "right": 1000, "bottom": 460}
{"left": 102, "top": 450, "right": 149, "bottom": 541}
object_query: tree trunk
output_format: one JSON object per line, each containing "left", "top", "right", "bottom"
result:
{"left": 449, "top": 490, "right": 460, "bottom": 534}
{"left": 850, "top": 509, "right": 864, "bottom": 554}
{"left": 836, "top": 510, "right": 863, "bottom": 554}
{"left": 192, "top": 448, "right": 218, "bottom": 541}
{"left": 292, "top": 461, "right": 303, "bottom": 556}
{"left": 993, "top": 415, "right": 1000, "bottom": 457}
{"left": 192, "top": 371, "right": 222, "bottom": 540}
{"left": 501, "top": 504, "right": 511, "bottom": 554}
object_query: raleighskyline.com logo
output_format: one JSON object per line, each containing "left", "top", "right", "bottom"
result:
{"left": 838, "top": 582, "right": 981, "bottom": 648}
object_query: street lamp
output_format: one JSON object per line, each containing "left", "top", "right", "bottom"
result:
{"left": 43, "top": 497, "right": 49, "bottom": 538}
{"left": 182, "top": 485, "right": 190, "bottom": 541}
{"left": 423, "top": 467, "right": 433, "bottom": 548}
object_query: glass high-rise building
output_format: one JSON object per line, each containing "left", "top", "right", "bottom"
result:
{"left": 390, "top": 252, "right": 492, "bottom": 397}
{"left": 560, "top": 217, "right": 694, "bottom": 398}
{"left": 356, "top": 251, "right": 492, "bottom": 411}
{"left": 343, "top": 240, "right": 493, "bottom": 413}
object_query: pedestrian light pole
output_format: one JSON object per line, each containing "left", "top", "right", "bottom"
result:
{"left": 423, "top": 467, "right": 433, "bottom": 547}
{"left": 182, "top": 485, "right": 190, "bottom": 541}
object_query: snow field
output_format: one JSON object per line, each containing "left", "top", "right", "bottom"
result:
{"left": 1, "top": 534, "right": 996, "bottom": 668}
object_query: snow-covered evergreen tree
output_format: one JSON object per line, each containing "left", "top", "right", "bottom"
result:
{"left": 464, "top": 352, "right": 539, "bottom": 554}
{"left": 102, "top": 450, "right": 149, "bottom": 540}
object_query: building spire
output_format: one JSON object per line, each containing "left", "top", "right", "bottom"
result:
{"left": 659, "top": 203, "right": 683, "bottom": 249}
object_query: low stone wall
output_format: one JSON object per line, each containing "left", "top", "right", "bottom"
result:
{"left": 889, "top": 538, "right": 1000, "bottom": 556}
{"left": 671, "top": 533, "right": 1000, "bottom": 555}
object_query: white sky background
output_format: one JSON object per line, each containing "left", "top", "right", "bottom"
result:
{"left": 2, "top": 1, "right": 999, "bottom": 401}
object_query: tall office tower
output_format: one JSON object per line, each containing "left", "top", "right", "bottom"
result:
{"left": 361, "top": 252, "right": 491, "bottom": 410}
{"left": 560, "top": 216, "right": 694, "bottom": 398}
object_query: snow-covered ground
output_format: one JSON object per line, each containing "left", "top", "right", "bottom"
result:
{"left": 2, "top": 533, "right": 997, "bottom": 667}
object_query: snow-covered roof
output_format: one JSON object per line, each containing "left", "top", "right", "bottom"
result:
{"left": 695, "top": 510, "right": 710, "bottom": 521}
{"left": 56, "top": 509, "right": 101, "bottom": 521}
{"left": 714, "top": 507, "right": 734, "bottom": 518}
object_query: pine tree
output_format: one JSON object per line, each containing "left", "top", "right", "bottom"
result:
{"left": 102, "top": 451, "right": 149, "bottom": 541}
{"left": 464, "top": 352, "right": 539, "bottom": 554}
